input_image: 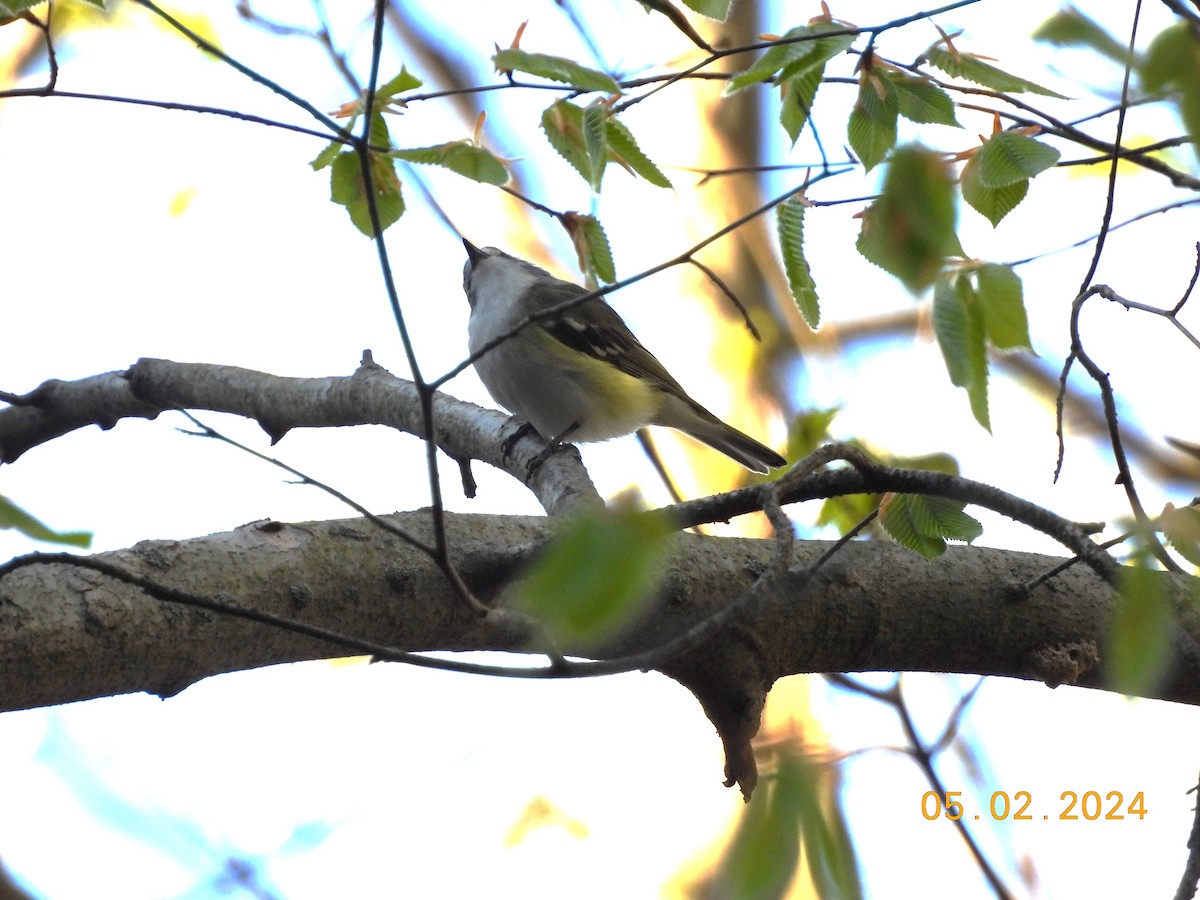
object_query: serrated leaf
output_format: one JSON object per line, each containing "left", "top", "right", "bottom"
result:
{"left": 777, "top": 198, "right": 820, "bottom": 327}
{"left": 727, "top": 26, "right": 821, "bottom": 93}
{"left": 880, "top": 494, "right": 948, "bottom": 557}
{"left": 909, "top": 495, "right": 983, "bottom": 543}
{"left": 566, "top": 213, "right": 616, "bottom": 284}
{"left": 889, "top": 73, "right": 960, "bottom": 126}
{"left": 541, "top": 99, "right": 592, "bottom": 182}
{"left": 727, "top": 25, "right": 852, "bottom": 93}
{"left": 932, "top": 273, "right": 990, "bottom": 430}
{"left": 330, "top": 150, "right": 404, "bottom": 237}
{"left": 848, "top": 73, "right": 898, "bottom": 171}
{"left": 976, "top": 263, "right": 1031, "bottom": 350}
{"left": 515, "top": 498, "right": 671, "bottom": 647}
{"left": 856, "top": 144, "right": 958, "bottom": 293}
{"left": 961, "top": 157, "right": 1029, "bottom": 226}
{"left": 1106, "top": 564, "right": 1174, "bottom": 696}
{"left": 377, "top": 66, "right": 422, "bottom": 101}
{"left": 391, "top": 141, "right": 508, "bottom": 184}
{"left": 683, "top": 0, "right": 730, "bottom": 20}
{"left": 540, "top": 99, "right": 669, "bottom": 190}
{"left": 582, "top": 100, "right": 608, "bottom": 192}
{"left": 1033, "top": 7, "right": 1131, "bottom": 66}
{"left": 605, "top": 118, "right": 671, "bottom": 188}
{"left": 923, "top": 44, "right": 1067, "bottom": 98}
{"left": 1162, "top": 504, "right": 1200, "bottom": 567}
{"left": 493, "top": 47, "right": 620, "bottom": 94}
{"left": 0, "top": 496, "right": 92, "bottom": 548}
{"left": 973, "top": 132, "right": 1060, "bottom": 187}
{"left": 780, "top": 65, "right": 824, "bottom": 144}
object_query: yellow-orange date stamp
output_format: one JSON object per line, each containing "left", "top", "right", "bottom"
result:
{"left": 922, "top": 790, "right": 1147, "bottom": 822}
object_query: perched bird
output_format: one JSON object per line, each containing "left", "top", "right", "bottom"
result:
{"left": 461, "top": 239, "right": 786, "bottom": 473}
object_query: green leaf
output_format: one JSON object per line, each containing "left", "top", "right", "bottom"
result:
{"left": 330, "top": 150, "right": 404, "bottom": 237}
{"left": 391, "top": 141, "right": 508, "bottom": 184}
{"left": 515, "top": 498, "right": 671, "bottom": 647}
{"left": 682, "top": 0, "right": 731, "bottom": 20}
{"left": 727, "top": 26, "right": 822, "bottom": 93}
{"left": 726, "top": 25, "right": 852, "bottom": 93}
{"left": 976, "top": 263, "right": 1031, "bottom": 350}
{"left": 922, "top": 43, "right": 1068, "bottom": 98}
{"left": 493, "top": 48, "right": 620, "bottom": 94}
{"left": 377, "top": 66, "right": 422, "bottom": 101}
{"left": 779, "top": 64, "right": 824, "bottom": 145}
{"left": 848, "top": 74, "right": 898, "bottom": 171}
{"left": 1106, "top": 564, "right": 1174, "bottom": 696}
{"left": 0, "top": 496, "right": 91, "bottom": 548}
{"left": 856, "top": 144, "right": 958, "bottom": 293}
{"left": 961, "top": 159, "right": 1029, "bottom": 226}
{"left": 567, "top": 213, "right": 617, "bottom": 285}
{"left": 605, "top": 117, "right": 672, "bottom": 188}
{"left": 889, "top": 73, "right": 960, "bottom": 127}
{"left": 582, "top": 100, "right": 608, "bottom": 192}
{"left": 540, "top": 99, "right": 670, "bottom": 190}
{"left": 1162, "top": 504, "right": 1200, "bottom": 568}
{"left": 932, "top": 273, "right": 990, "bottom": 430}
{"left": 1141, "top": 24, "right": 1200, "bottom": 162}
{"left": 708, "top": 751, "right": 805, "bottom": 897}
{"left": 1033, "top": 7, "right": 1131, "bottom": 66}
{"left": 777, "top": 197, "right": 820, "bottom": 328}
{"left": 310, "top": 140, "right": 341, "bottom": 171}
{"left": 972, "top": 132, "right": 1060, "bottom": 187}
{"left": 880, "top": 494, "right": 981, "bottom": 558}
{"left": 541, "top": 100, "right": 592, "bottom": 183}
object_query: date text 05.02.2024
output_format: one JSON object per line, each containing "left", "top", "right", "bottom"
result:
{"left": 922, "top": 790, "right": 1147, "bottom": 822}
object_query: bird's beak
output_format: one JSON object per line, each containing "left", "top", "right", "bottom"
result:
{"left": 462, "top": 238, "right": 487, "bottom": 267}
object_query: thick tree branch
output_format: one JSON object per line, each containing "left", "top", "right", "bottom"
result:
{"left": 4, "top": 510, "right": 1200, "bottom": 787}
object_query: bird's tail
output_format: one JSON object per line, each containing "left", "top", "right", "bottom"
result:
{"left": 655, "top": 396, "right": 787, "bottom": 474}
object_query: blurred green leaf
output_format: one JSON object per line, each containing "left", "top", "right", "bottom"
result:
{"left": 1141, "top": 24, "right": 1200, "bottom": 163}
{"left": 933, "top": 273, "right": 990, "bottom": 430}
{"left": 377, "top": 66, "right": 422, "bottom": 101}
{"left": 1033, "top": 7, "right": 1131, "bottom": 65}
{"left": 542, "top": 99, "right": 592, "bottom": 182}
{"left": 330, "top": 149, "right": 404, "bottom": 237}
{"left": 1106, "top": 563, "right": 1174, "bottom": 696}
{"left": 856, "top": 144, "right": 959, "bottom": 293}
{"left": 392, "top": 141, "right": 508, "bottom": 184}
{"left": 0, "top": 496, "right": 91, "bottom": 548}
{"left": 922, "top": 43, "right": 1067, "bottom": 97}
{"left": 516, "top": 498, "right": 672, "bottom": 647}
{"left": 777, "top": 197, "right": 820, "bottom": 328}
{"left": 707, "top": 749, "right": 862, "bottom": 900}
{"left": 493, "top": 48, "right": 620, "bottom": 94}
{"left": 582, "top": 100, "right": 608, "bottom": 192}
{"left": 682, "top": 0, "right": 730, "bottom": 20}
{"left": 976, "top": 263, "right": 1031, "bottom": 350}
{"left": 1162, "top": 504, "right": 1200, "bottom": 568}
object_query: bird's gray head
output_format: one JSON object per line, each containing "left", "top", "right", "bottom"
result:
{"left": 461, "top": 239, "right": 551, "bottom": 309}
